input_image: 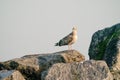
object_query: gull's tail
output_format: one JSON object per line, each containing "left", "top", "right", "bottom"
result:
{"left": 55, "top": 42, "right": 59, "bottom": 46}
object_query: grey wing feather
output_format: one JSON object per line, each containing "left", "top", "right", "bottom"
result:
{"left": 59, "top": 32, "right": 73, "bottom": 46}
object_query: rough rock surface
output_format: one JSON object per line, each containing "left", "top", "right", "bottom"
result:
{"left": 0, "top": 70, "right": 25, "bottom": 80}
{"left": 89, "top": 23, "right": 120, "bottom": 80}
{"left": 0, "top": 50, "right": 85, "bottom": 80}
{"left": 42, "top": 60, "right": 113, "bottom": 80}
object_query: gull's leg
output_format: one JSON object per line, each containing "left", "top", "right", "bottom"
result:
{"left": 71, "top": 45, "right": 74, "bottom": 53}
{"left": 68, "top": 45, "right": 72, "bottom": 50}
{"left": 70, "top": 45, "right": 72, "bottom": 50}
{"left": 68, "top": 45, "right": 70, "bottom": 50}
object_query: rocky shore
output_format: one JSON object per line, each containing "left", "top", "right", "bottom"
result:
{"left": 0, "top": 23, "right": 120, "bottom": 80}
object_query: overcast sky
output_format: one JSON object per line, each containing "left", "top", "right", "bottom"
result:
{"left": 0, "top": 0, "right": 120, "bottom": 61}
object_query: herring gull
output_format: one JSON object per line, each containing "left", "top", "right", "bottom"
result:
{"left": 55, "top": 27, "right": 77, "bottom": 50}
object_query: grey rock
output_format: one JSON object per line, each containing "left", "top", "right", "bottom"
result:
{"left": 89, "top": 23, "right": 120, "bottom": 79}
{"left": 0, "top": 50, "right": 85, "bottom": 80}
{"left": 111, "top": 71, "right": 120, "bottom": 80}
{"left": 0, "top": 70, "right": 25, "bottom": 80}
{"left": 42, "top": 60, "right": 113, "bottom": 80}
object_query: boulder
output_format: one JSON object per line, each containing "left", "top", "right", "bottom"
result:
{"left": 41, "top": 60, "right": 113, "bottom": 80}
{"left": 0, "top": 70, "right": 25, "bottom": 80}
{"left": 89, "top": 23, "right": 120, "bottom": 68}
{"left": 89, "top": 23, "right": 120, "bottom": 79}
{"left": 0, "top": 50, "right": 85, "bottom": 80}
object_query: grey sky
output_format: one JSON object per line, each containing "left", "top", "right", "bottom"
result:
{"left": 0, "top": 0, "right": 120, "bottom": 61}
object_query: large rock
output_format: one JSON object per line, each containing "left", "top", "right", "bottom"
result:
{"left": 89, "top": 23, "right": 120, "bottom": 79}
{"left": 41, "top": 60, "right": 113, "bottom": 80}
{"left": 0, "top": 50, "right": 85, "bottom": 80}
{"left": 0, "top": 70, "right": 25, "bottom": 80}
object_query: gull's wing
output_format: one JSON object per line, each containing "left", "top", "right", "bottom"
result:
{"left": 55, "top": 32, "right": 73, "bottom": 46}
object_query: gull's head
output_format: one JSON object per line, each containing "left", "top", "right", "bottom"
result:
{"left": 72, "top": 26, "right": 77, "bottom": 31}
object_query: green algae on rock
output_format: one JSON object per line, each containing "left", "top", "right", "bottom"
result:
{"left": 89, "top": 23, "right": 120, "bottom": 80}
